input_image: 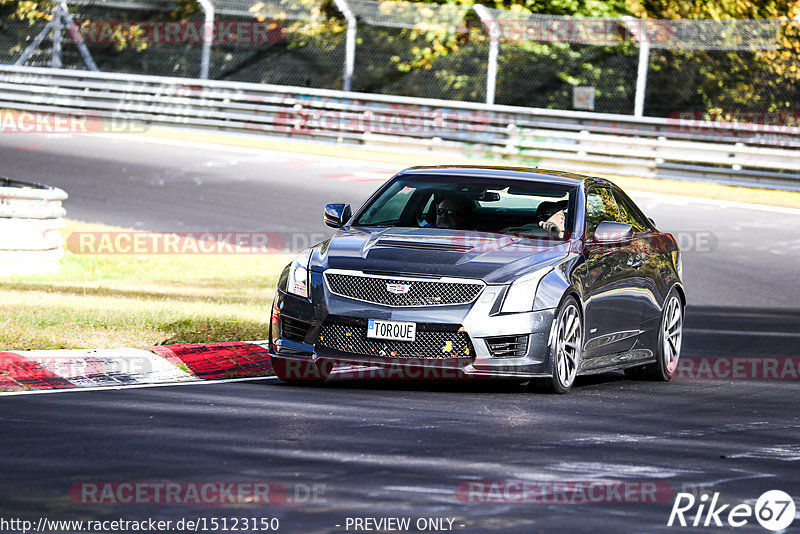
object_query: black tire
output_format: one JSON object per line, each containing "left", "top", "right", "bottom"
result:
{"left": 634, "top": 288, "right": 683, "bottom": 381}
{"left": 533, "top": 296, "right": 583, "bottom": 394}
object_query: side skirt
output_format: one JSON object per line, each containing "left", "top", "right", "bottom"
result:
{"left": 578, "top": 349, "right": 655, "bottom": 375}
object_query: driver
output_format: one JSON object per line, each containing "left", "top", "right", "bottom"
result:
{"left": 434, "top": 194, "right": 474, "bottom": 230}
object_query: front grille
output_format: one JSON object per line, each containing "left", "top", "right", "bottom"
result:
{"left": 377, "top": 239, "right": 473, "bottom": 253}
{"left": 486, "top": 335, "right": 529, "bottom": 358}
{"left": 324, "top": 271, "right": 484, "bottom": 307}
{"left": 318, "top": 320, "right": 474, "bottom": 359}
{"left": 281, "top": 316, "right": 313, "bottom": 343}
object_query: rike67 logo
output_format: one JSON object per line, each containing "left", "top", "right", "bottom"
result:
{"left": 668, "top": 490, "right": 795, "bottom": 531}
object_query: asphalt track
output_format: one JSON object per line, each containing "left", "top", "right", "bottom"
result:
{"left": 1, "top": 132, "right": 799, "bottom": 533}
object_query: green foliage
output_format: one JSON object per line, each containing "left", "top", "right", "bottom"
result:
{"left": 630, "top": 0, "right": 800, "bottom": 113}
{"left": 1, "top": 0, "right": 797, "bottom": 114}
{"left": 0, "top": 0, "right": 54, "bottom": 22}
{"left": 502, "top": 0, "right": 630, "bottom": 17}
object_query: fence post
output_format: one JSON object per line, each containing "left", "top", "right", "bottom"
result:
{"left": 16, "top": 0, "right": 98, "bottom": 70}
{"left": 197, "top": 0, "right": 215, "bottom": 79}
{"left": 332, "top": 0, "right": 356, "bottom": 92}
{"left": 473, "top": 4, "right": 498, "bottom": 106}
{"left": 634, "top": 39, "right": 650, "bottom": 117}
{"left": 62, "top": 0, "right": 99, "bottom": 70}
{"left": 624, "top": 17, "right": 650, "bottom": 118}
{"left": 15, "top": 19, "right": 56, "bottom": 66}
{"left": 51, "top": 0, "right": 63, "bottom": 68}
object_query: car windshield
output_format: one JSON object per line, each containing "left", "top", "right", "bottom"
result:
{"left": 354, "top": 175, "right": 577, "bottom": 239}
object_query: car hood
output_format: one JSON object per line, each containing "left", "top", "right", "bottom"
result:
{"left": 310, "top": 227, "right": 574, "bottom": 284}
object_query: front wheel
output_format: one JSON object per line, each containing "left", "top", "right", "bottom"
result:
{"left": 534, "top": 296, "right": 583, "bottom": 394}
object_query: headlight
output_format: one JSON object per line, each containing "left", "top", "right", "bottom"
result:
{"left": 287, "top": 248, "right": 312, "bottom": 298}
{"left": 501, "top": 267, "right": 553, "bottom": 313}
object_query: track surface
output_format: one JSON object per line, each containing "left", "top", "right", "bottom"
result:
{"left": 1, "top": 132, "right": 799, "bottom": 533}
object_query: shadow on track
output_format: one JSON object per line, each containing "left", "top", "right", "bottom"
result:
{"left": 683, "top": 305, "right": 800, "bottom": 357}
{"left": 263, "top": 372, "right": 629, "bottom": 394}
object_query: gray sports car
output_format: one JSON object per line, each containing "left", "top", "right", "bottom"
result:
{"left": 269, "top": 166, "right": 685, "bottom": 393}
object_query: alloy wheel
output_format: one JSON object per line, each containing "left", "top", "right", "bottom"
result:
{"left": 556, "top": 304, "right": 582, "bottom": 388}
{"left": 662, "top": 295, "right": 683, "bottom": 374}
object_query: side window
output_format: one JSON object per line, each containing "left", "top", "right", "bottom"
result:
{"left": 613, "top": 190, "right": 649, "bottom": 233}
{"left": 585, "top": 187, "right": 621, "bottom": 237}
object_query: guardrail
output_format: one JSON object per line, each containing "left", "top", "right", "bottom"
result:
{"left": 0, "top": 177, "right": 67, "bottom": 276}
{"left": 1, "top": 65, "right": 799, "bottom": 190}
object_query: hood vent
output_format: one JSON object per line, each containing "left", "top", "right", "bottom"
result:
{"left": 376, "top": 238, "right": 473, "bottom": 254}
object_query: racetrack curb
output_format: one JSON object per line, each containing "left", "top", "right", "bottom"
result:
{"left": 0, "top": 342, "right": 273, "bottom": 393}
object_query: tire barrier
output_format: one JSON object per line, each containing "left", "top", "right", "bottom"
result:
{"left": 0, "top": 177, "right": 67, "bottom": 276}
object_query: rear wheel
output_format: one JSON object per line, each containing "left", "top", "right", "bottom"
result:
{"left": 626, "top": 289, "right": 683, "bottom": 381}
{"left": 534, "top": 296, "right": 583, "bottom": 394}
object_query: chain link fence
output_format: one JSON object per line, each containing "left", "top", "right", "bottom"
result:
{"left": 1, "top": 0, "right": 798, "bottom": 118}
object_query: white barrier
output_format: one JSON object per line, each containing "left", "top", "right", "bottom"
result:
{"left": 0, "top": 65, "right": 799, "bottom": 189}
{"left": 0, "top": 178, "right": 67, "bottom": 276}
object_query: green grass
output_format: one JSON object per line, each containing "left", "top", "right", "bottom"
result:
{"left": 0, "top": 220, "right": 290, "bottom": 350}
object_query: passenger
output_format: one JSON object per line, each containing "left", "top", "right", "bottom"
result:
{"left": 536, "top": 200, "right": 568, "bottom": 238}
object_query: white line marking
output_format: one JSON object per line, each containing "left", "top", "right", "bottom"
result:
{"left": 383, "top": 485, "right": 454, "bottom": 495}
{"left": 75, "top": 132, "right": 800, "bottom": 217}
{"left": 0, "top": 375, "right": 278, "bottom": 397}
{"left": 89, "top": 132, "right": 402, "bottom": 171}
{"left": 683, "top": 328, "right": 800, "bottom": 337}
{"left": 628, "top": 190, "right": 800, "bottom": 216}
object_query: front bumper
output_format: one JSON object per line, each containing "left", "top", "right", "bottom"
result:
{"left": 271, "top": 270, "right": 558, "bottom": 379}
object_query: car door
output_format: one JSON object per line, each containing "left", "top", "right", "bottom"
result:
{"left": 612, "top": 188, "right": 663, "bottom": 329}
{"left": 579, "top": 186, "right": 648, "bottom": 363}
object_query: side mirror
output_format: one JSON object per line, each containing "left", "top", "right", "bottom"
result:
{"left": 324, "top": 203, "right": 352, "bottom": 228}
{"left": 594, "top": 221, "right": 634, "bottom": 243}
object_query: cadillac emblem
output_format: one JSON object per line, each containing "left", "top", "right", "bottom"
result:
{"left": 386, "top": 282, "right": 411, "bottom": 294}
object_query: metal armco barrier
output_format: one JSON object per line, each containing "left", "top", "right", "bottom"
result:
{"left": 0, "top": 178, "right": 67, "bottom": 276}
{"left": 1, "top": 65, "right": 799, "bottom": 190}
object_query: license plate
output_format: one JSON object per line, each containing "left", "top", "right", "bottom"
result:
{"left": 367, "top": 319, "right": 416, "bottom": 342}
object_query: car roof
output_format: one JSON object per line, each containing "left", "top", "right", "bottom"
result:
{"left": 395, "top": 165, "right": 615, "bottom": 188}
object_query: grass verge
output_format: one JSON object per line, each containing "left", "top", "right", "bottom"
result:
{"left": 0, "top": 220, "right": 289, "bottom": 351}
